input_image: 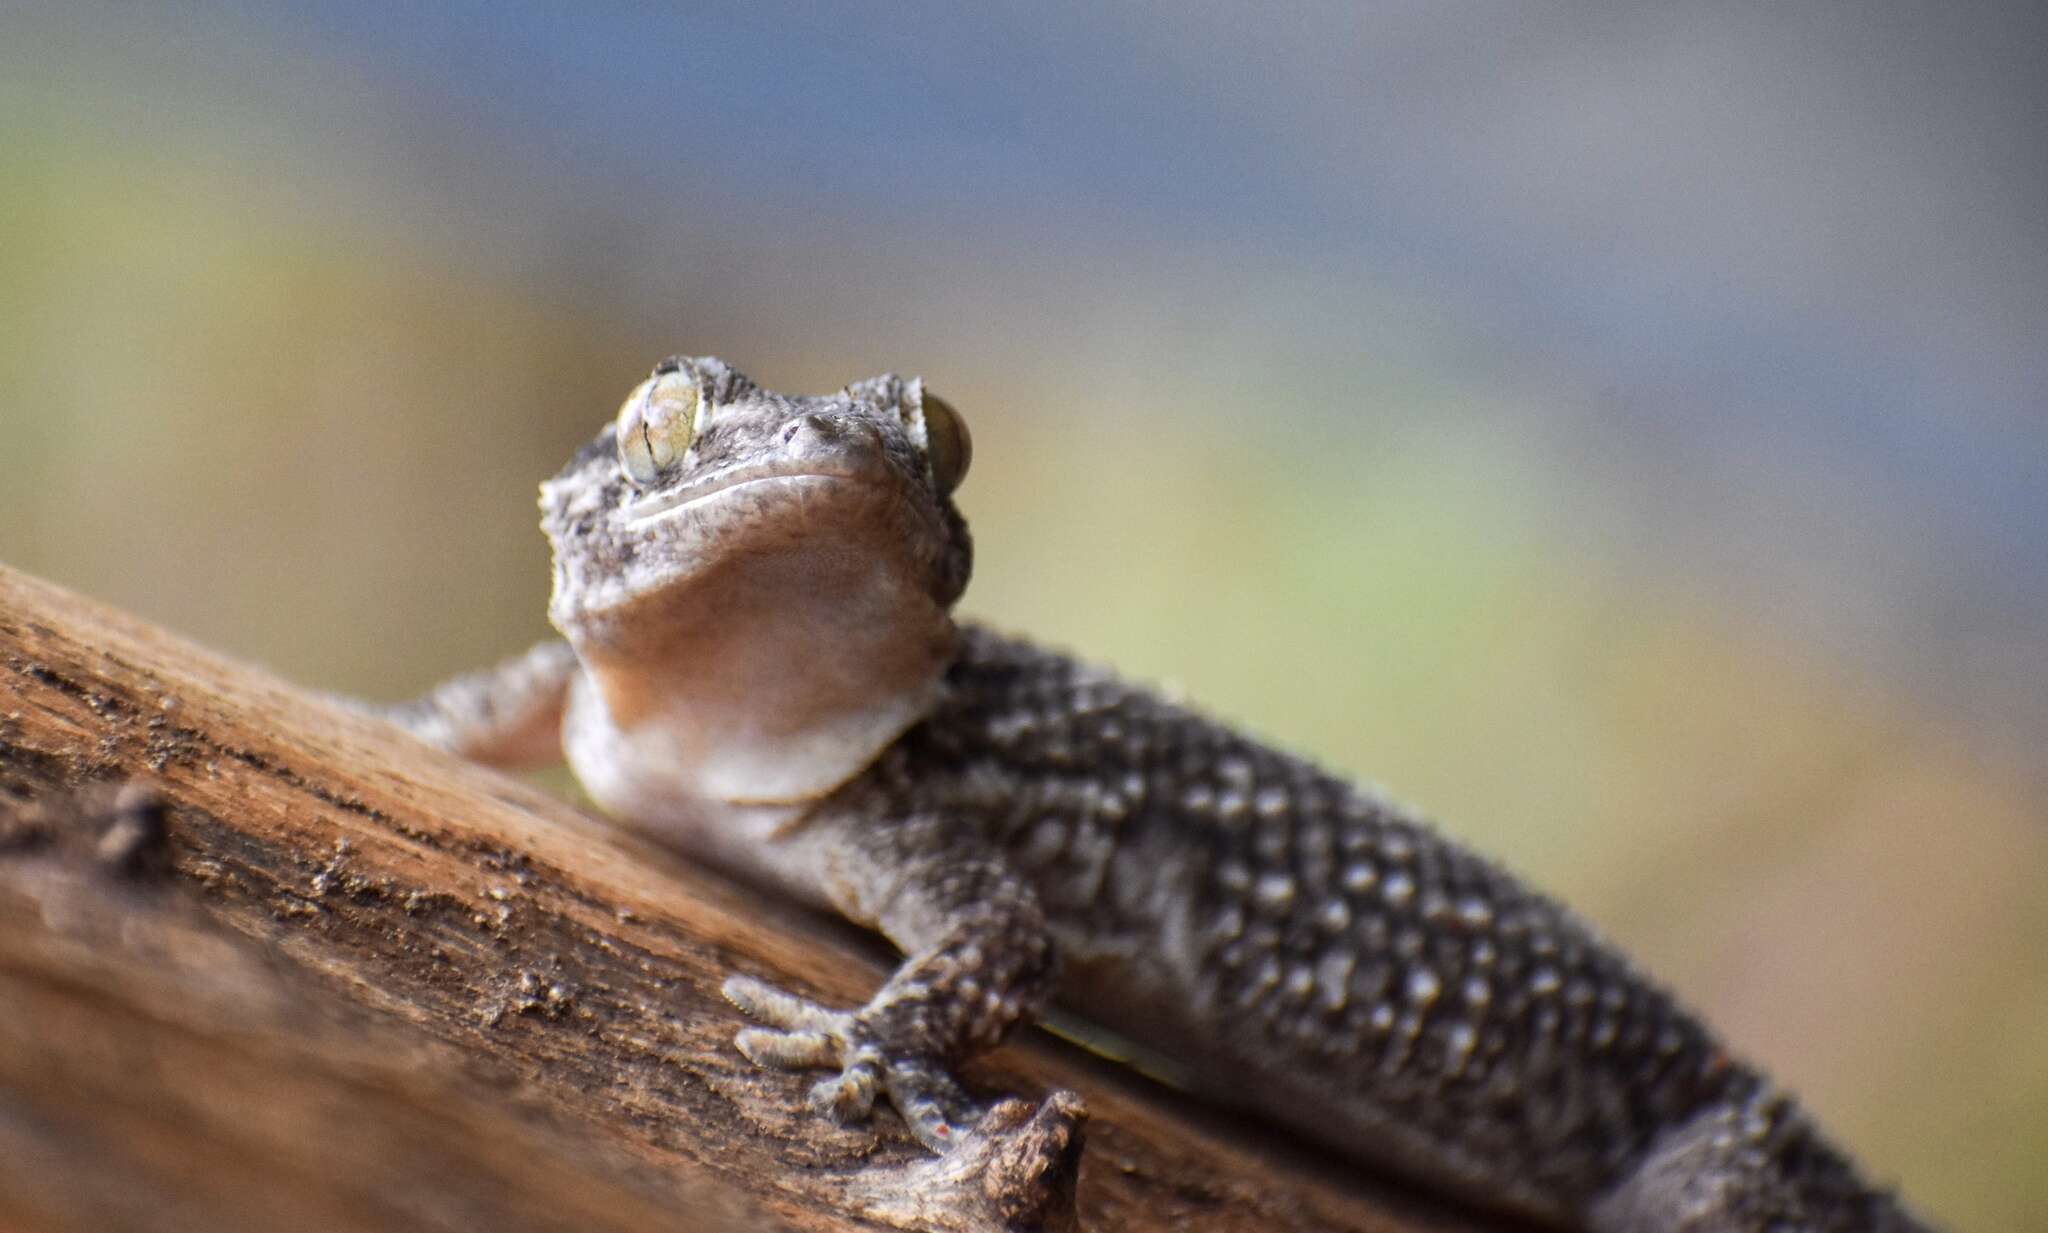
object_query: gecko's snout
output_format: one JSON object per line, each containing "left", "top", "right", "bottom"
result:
{"left": 780, "top": 412, "right": 882, "bottom": 456}
{"left": 780, "top": 413, "right": 834, "bottom": 444}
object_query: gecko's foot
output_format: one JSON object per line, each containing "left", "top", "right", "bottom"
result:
{"left": 723, "top": 974, "right": 982, "bottom": 1151}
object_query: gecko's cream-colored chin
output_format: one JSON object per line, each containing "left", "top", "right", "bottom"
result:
{"left": 562, "top": 537, "right": 956, "bottom": 808}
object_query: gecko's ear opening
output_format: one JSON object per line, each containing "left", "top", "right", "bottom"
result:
{"left": 921, "top": 391, "right": 972, "bottom": 494}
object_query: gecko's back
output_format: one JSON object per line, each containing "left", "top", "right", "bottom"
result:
{"left": 826, "top": 625, "right": 1910, "bottom": 1229}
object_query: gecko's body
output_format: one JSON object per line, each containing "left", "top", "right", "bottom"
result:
{"left": 396, "top": 357, "right": 1933, "bottom": 1232}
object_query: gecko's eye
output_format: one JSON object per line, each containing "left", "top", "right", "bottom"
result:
{"left": 921, "top": 392, "right": 972, "bottom": 494}
{"left": 616, "top": 368, "right": 701, "bottom": 489}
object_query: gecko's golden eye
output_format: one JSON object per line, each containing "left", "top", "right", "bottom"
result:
{"left": 921, "top": 392, "right": 972, "bottom": 494}
{"left": 616, "top": 369, "right": 701, "bottom": 488}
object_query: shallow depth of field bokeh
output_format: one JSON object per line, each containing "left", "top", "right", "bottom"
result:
{"left": 4, "top": 5, "right": 2044, "bottom": 1228}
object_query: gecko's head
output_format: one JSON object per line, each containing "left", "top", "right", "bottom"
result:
{"left": 540, "top": 356, "right": 973, "bottom": 646}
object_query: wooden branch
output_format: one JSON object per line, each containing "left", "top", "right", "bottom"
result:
{"left": 0, "top": 562, "right": 1520, "bottom": 1233}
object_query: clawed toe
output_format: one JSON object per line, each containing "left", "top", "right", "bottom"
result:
{"left": 721, "top": 971, "right": 989, "bottom": 1151}
{"left": 808, "top": 1065, "right": 881, "bottom": 1121}
{"left": 733, "top": 1025, "right": 838, "bottom": 1069}
{"left": 724, "top": 975, "right": 860, "bottom": 1073}
{"left": 724, "top": 974, "right": 881, "bottom": 1121}
{"left": 881, "top": 1062, "right": 983, "bottom": 1149}
{"left": 722, "top": 975, "right": 853, "bottom": 1036}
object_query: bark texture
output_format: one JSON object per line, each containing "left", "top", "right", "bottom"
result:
{"left": 0, "top": 562, "right": 1518, "bottom": 1233}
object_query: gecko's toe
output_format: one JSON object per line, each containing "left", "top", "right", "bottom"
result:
{"left": 881, "top": 1060, "right": 983, "bottom": 1151}
{"left": 721, "top": 974, "right": 854, "bottom": 1035}
{"left": 725, "top": 973, "right": 886, "bottom": 1123}
{"left": 734, "top": 1026, "right": 838, "bottom": 1069}
{"left": 721, "top": 971, "right": 993, "bottom": 1153}
{"left": 808, "top": 1063, "right": 881, "bottom": 1122}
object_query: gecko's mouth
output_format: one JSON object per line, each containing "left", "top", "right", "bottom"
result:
{"left": 623, "top": 464, "right": 863, "bottom": 526}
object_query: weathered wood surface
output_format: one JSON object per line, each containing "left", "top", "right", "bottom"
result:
{"left": 0, "top": 562, "right": 1515, "bottom": 1233}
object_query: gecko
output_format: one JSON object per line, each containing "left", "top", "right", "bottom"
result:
{"left": 386, "top": 355, "right": 1937, "bottom": 1232}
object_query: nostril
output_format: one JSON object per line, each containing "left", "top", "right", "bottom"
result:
{"left": 783, "top": 414, "right": 835, "bottom": 445}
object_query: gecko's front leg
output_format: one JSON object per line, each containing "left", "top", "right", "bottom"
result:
{"left": 724, "top": 834, "right": 1057, "bottom": 1151}
{"left": 367, "top": 639, "right": 578, "bottom": 769}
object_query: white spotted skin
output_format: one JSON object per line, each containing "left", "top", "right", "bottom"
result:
{"left": 814, "top": 627, "right": 1688, "bottom": 1223}
{"left": 794, "top": 626, "right": 1934, "bottom": 1231}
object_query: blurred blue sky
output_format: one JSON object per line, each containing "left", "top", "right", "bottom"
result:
{"left": 5, "top": 1, "right": 2044, "bottom": 740}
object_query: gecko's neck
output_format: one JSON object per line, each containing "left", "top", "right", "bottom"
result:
{"left": 564, "top": 543, "right": 957, "bottom": 806}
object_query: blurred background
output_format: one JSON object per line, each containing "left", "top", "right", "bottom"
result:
{"left": 3, "top": 3, "right": 2042, "bottom": 1226}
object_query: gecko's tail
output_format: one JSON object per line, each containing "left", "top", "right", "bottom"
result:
{"left": 1587, "top": 1088, "right": 1939, "bottom": 1233}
